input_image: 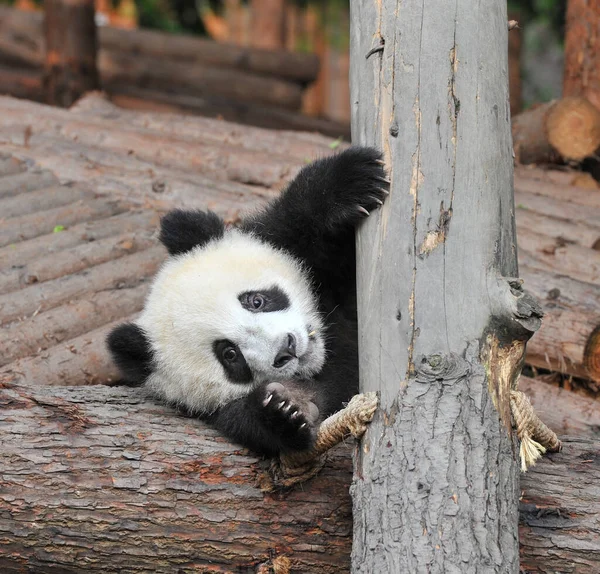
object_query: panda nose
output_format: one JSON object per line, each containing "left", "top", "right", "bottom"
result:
{"left": 273, "top": 334, "right": 297, "bottom": 368}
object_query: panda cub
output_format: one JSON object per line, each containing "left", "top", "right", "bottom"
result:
{"left": 107, "top": 147, "right": 388, "bottom": 456}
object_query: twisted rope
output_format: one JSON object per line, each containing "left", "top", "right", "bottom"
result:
{"left": 260, "top": 392, "right": 379, "bottom": 491}
{"left": 510, "top": 389, "right": 562, "bottom": 471}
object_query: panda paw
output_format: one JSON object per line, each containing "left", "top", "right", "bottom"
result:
{"left": 327, "top": 148, "right": 389, "bottom": 228}
{"left": 261, "top": 382, "right": 320, "bottom": 451}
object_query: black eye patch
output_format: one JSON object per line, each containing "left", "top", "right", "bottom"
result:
{"left": 238, "top": 287, "right": 290, "bottom": 313}
{"left": 213, "top": 340, "right": 253, "bottom": 384}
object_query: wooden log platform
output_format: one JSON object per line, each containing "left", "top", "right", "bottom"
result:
{"left": 0, "top": 90, "right": 597, "bottom": 573}
{"left": 0, "top": 381, "right": 597, "bottom": 573}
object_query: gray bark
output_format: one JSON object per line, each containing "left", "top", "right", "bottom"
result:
{"left": 350, "top": 2, "right": 535, "bottom": 572}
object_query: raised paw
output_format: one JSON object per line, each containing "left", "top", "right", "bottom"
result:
{"left": 261, "top": 382, "right": 320, "bottom": 452}
{"left": 325, "top": 147, "right": 390, "bottom": 228}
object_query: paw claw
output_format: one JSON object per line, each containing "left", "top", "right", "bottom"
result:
{"left": 358, "top": 206, "right": 370, "bottom": 216}
{"left": 299, "top": 423, "right": 307, "bottom": 430}
{"left": 262, "top": 393, "right": 273, "bottom": 407}
{"left": 372, "top": 197, "right": 384, "bottom": 206}
{"left": 278, "top": 401, "right": 286, "bottom": 410}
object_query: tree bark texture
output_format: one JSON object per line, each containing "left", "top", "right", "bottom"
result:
{"left": 350, "top": 2, "right": 527, "bottom": 572}
{"left": 43, "top": 0, "right": 99, "bottom": 108}
{"left": 0, "top": 383, "right": 597, "bottom": 573}
{"left": 563, "top": 0, "right": 600, "bottom": 112}
{"left": 250, "top": 0, "right": 286, "bottom": 50}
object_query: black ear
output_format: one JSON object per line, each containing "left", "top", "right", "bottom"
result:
{"left": 107, "top": 323, "right": 154, "bottom": 386}
{"left": 159, "top": 209, "right": 225, "bottom": 256}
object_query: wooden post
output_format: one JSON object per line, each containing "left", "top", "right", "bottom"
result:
{"left": 350, "top": 2, "right": 537, "bottom": 571}
{"left": 564, "top": 0, "right": 600, "bottom": 111}
{"left": 44, "top": 0, "right": 99, "bottom": 107}
{"left": 250, "top": 0, "right": 286, "bottom": 50}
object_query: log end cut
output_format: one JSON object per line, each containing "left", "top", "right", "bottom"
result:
{"left": 546, "top": 97, "right": 600, "bottom": 161}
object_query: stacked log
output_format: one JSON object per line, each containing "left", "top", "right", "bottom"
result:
{"left": 0, "top": 92, "right": 599, "bottom": 391}
{"left": 513, "top": 97, "right": 600, "bottom": 164}
{"left": 0, "top": 6, "right": 354, "bottom": 137}
{"left": 514, "top": 166, "right": 600, "bottom": 386}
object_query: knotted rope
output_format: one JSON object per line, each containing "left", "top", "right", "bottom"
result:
{"left": 510, "top": 388, "right": 561, "bottom": 471}
{"left": 259, "top": 392, "right": 379, "bottom": 492}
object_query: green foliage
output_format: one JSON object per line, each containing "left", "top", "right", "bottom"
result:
{"left": 135, "top": 0, "right": 182, "bottom": 32}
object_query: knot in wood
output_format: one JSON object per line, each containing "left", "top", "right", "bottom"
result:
{"left": 416, "top": 353, "right": 469, "bottom": 383}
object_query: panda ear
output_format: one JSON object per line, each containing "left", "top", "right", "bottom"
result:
{"left": 159, "top": 209, "right": 225, "bottom": 256}
{"left": 107, "top": 323, "right": 154, "bottom": 385}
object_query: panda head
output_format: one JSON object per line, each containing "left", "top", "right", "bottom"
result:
{"left": 107, "top": 210, "right": 325, "bottom": 414}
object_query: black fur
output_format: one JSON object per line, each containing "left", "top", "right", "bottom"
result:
{"left": 106, "top": 323, "right": 154, "bottom": 385}
{"left": 238, "top": 287, "right": 290, "bottom": 313}
{"left": 159, "top": 209, "right": 224, "bottom": 255}
{"left": 107, "top": 146, "right": 388, "bottom": 455}
{"left": 213, "top": 340, "right": 253, "bottom": 384}
{"left": 206, "top": 382, "right": 320, "bottom": 456}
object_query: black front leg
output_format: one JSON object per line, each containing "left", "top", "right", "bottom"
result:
{"left": 242, "top": 147, "right": 388, "bottom": 276}
{"left": 206, "top": 382, "right": 321, "bottom": 456}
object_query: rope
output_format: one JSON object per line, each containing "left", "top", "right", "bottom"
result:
{"left": 510, "top": 389, "right": 562, "bottom": 471}
{"left": 260, "top": 392, "right": 378, "bottom": 491}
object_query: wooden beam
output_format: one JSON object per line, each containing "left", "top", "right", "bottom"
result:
{"left": 43, "top": 0, "right": 99, "bottom": 107}
{"left": 350, "top": 1, "right": 527, "bottom": 570}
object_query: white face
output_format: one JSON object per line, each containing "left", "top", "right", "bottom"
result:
{"left": 137, "top": 230, "right": 325, "bottom": 414}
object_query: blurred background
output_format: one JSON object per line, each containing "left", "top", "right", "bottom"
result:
{"left": 0, "top": 0, "right": 569, "bottom": 138}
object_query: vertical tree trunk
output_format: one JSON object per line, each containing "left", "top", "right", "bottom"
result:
{"left": 564, "top": 0, "right": 600, "bottom": 111}
{"left": 44, "top": 0, "right": 99, "bottom": 107}
{"left": 350, "top": 2, "right": 538, "bottom": 572}
{"left": 250, "top": 0, "right": 286, "bottom": 50}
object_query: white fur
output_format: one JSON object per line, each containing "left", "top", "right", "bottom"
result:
{"left": 137, "top": 230, "right": 325, "bottom": 414}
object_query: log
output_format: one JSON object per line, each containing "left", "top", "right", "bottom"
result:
{"left": 98, "top": 50, "right": 304, "bottom": 112}
{"left": 512, "top": 97, "right": 600, "bottom": 164}
{"left": 516, "top": 164, "right": 600, "bottom": 193}
{"left": 0, "top": 284, "right": 148, "bottom": 367}
{"left": 108, "top": 88, "right": 351, "bottom": 140}
{"left": 43, "top": 0, "right": 99, "bottom": 107}
{"left": 518, "top": 376, "right": 600, "bottom": 437}
{"left": 521, "top": 263, "right": 600, "bottom": 384}
{"left": 0, "top": 197, "right": 127, "bottom": 248}
{"left": 512, "top": 101, "right": 560, "bottom": 165}
{"left": 563, "top": 0, "right": 600, "bottom": 112}
{"left": 0, "top": 245, "right": 164, "bottom": 326}
{"left": 514, "top": 189, "right": 600, "bottom": 232}
{"left": 515, "top": 166, "right": 600, "bottom": 210}
{"left": 0, "top": 210, "right": 159, "bottom": 269}
{"left": 0, "top": 317, "right": 132, "bottom": 386}
{"left": 0, "top": 383, "right": 355, "bottom": 573}
{"left": 0, "top": 64, "right": 43, "bottom": 102}
{"left": 519, "top": 437, "right": 600, "bottom": 574}
{"left": 350, "top": 0, "right": 525, "bottom": 570}
{"left": 0, "top": 229, "right": 156, "bottom": 295}
{"left": 518, "top": 227, "right": 600, "bottom": 286}
{"left": 0, "top": 5, "right": 319, "bottom": 84}
{"left": 525, "top": 304, "right": 600, "bottom": 384}
{"left": 0, "top": 383, "right": 596, "bottom": 572}
{"left": 546, "top": 96, "right": 600, "bottom": 161}
{"left": 516, "top": 207, "right": 600, "bottom": 250}
{"left": 250, "top": 0, "right": 286, "bottom": 50}
{"left": 0, "top": 169, "right": 58, "bottom": 199}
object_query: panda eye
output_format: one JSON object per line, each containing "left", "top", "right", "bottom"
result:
{"left": 238, "top": 288, "right": 289, "bottom": 313}
{"left": 223, "top": 347, "right": 237, "bottom": 362}
{"left": 251, "top": 294, "right": 264, "bottom": 310}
